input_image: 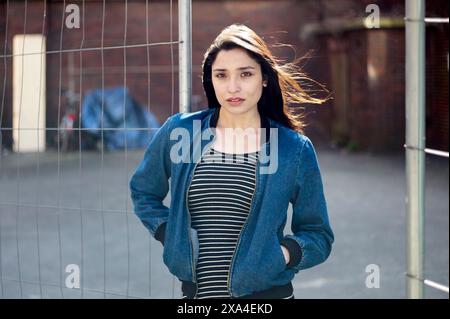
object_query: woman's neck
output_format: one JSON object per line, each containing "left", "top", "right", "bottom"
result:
{"left": 212, "top": 107, "right": 262, "bottom": 154}
{"left": 216, "top": 108, "right": 261, "bottom": 129}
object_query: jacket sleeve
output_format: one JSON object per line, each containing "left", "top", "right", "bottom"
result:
{"left": 284, "top": 136, "right": 334, "bottom": 272}
{"left": 129, "top": 114, "right": 176, "bottom": 245}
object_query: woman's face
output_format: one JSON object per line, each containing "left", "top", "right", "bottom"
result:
{"left": 211, "top": 48, "right": 265, "bottom": 116}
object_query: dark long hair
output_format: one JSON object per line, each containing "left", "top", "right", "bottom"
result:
{"left": 201, "top": 23, "right": 330, "bottom": 134}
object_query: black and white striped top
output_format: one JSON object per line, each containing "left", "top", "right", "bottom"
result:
{"left": 187, "top": 147, "right": 259, "bottom": 299}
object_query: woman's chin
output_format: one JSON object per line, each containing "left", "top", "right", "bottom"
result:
{"left": 220, "top": 104, "right": 256, "bottom": 115}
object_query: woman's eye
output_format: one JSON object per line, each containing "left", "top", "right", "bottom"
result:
{"left": 215, "top": 72, "right": 252, "bottom": 79}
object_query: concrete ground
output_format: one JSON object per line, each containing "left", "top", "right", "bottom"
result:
{"left": 0, "top": 145, "right": 448, "bottom": 299}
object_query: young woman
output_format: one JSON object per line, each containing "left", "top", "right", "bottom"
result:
{"left": 130, "top": 23, "right": 334, "bottom": 299}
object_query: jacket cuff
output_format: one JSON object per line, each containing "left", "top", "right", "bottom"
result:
{"left": 280, "top": 237, "right": 302, "bottom": 268}
{"left": 154, "top": 222, "right": 167, "bottom": 245}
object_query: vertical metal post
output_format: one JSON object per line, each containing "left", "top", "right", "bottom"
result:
{"left": 179, "top": 0, "right": 192, "bottom": 113}
{"left": 405, "top": 0, "right": 425, "bottom": 299}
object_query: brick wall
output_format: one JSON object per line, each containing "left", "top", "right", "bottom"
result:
{"left": 426, "top": 24, "right": 449, "bottom": 152}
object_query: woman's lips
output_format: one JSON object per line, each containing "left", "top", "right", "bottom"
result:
{"left": 226, "top": 98, "right": 245, "bottom": 106}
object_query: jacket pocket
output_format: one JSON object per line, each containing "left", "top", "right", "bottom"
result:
{"left": 275, "top": 239, "right": 288, "bottom": 273}
{"left": 261, "top": 236, "right": 288, "bottom": 277}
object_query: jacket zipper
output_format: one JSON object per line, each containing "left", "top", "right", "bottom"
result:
{"left": 227, "top": 149, "right": 260, "bottom": 297}
{"left": 185, "top": 135, "right": 217, "bottom": 299}
{"left": 185, "top": 168, "right": 197, "bottom": 294}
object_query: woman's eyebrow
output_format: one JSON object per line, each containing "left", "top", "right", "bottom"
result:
{"left": 212, "top": 66, "right": 256, "bottom": 72}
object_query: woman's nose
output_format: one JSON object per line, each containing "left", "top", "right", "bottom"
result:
{"left": 227, "top": 77, "right": 241, "bottom": 93}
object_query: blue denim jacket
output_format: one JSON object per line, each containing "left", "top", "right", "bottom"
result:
{"left": 130, "top": 107, "right": 334, "bottom": 297}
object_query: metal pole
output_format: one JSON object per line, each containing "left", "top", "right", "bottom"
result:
{"left": 405, "top": 0, "right": 425, "bottom": 299}
{"left": 179, "top": 0, "right": 192, "bottom": 113}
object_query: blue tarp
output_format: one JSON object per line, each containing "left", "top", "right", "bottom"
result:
{"left": 81, "top": 87, "right": 160, "bottom": 150}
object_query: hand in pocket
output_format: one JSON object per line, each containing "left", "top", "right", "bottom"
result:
{"left": 280, "top": 245, "right": 290, "bottom": 265}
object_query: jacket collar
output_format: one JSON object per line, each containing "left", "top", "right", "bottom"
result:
{"left": 208, "top": 107, "right": 271, "bottom": 144}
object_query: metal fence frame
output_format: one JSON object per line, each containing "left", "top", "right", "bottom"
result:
{"left": 0, "top": 0, "right": 192, "bottom": 299}
{"left": 405, "top": 0, "right": 449, "bottom": 299}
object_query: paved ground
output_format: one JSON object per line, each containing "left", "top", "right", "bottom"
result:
{"left": 0, "top": 145, "right": 448, "bottom": 299}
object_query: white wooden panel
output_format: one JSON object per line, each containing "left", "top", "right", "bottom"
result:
{"left": 13, "top": 34, "right": 46, "bottom": 152}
